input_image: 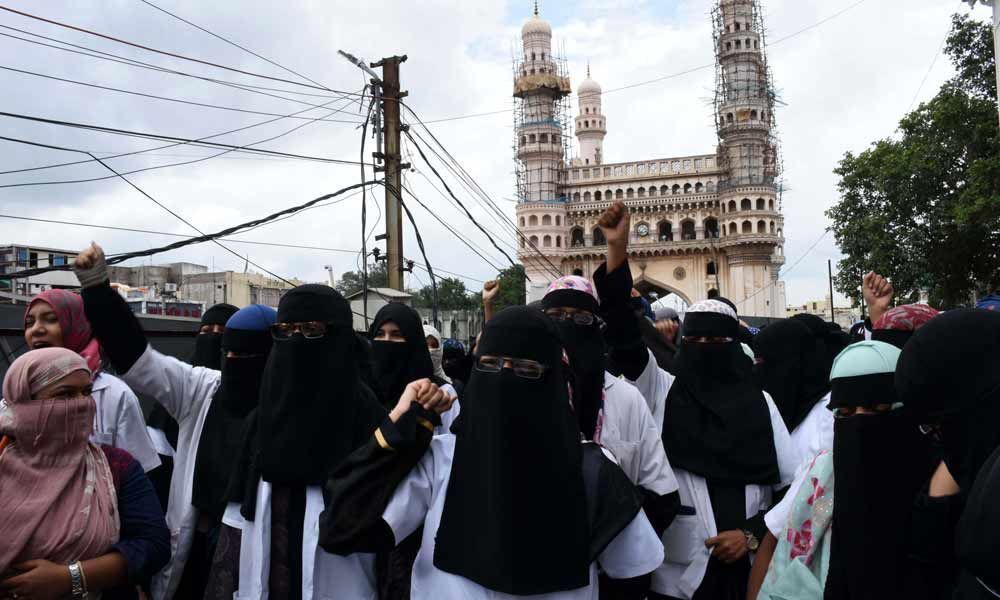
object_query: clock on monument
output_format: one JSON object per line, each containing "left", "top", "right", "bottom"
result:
{"left": 636, "top": 223, "right": 650, "bottom": 237}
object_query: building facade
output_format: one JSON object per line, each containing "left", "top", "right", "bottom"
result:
{"left": 0, "top": 244, "right": 80, "bottom": 297}
{"left": 513, "top": 0, "right": 787, "bottom": 317}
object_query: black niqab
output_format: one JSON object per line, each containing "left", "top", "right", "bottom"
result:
{"left": 662, "top": 310, "right": 779, "bottom": 485}
{"left": 895, "top": 309, "right": 1000, "bottom": 490}
{"left": 956, "top": 445, "right": 1000, "bottom": 596}
{"left": 753, "top": 318, "right": 830, "bottom": 431}
{"left": 368, "top": 302, "right": 437, "bottom": 408}
{"left": 434, "top": 307, "right": 591, "bottom": 595}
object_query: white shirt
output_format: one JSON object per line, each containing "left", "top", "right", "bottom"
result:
{"left": 622, "top": 352, "right": 799, "bottom": 599}
{"left": 382, "top": 434, "right": 664, "bottom": 600}
{"left": 0, "top": 371, "right": 160, "bottom": 473}
{"left": 764, "top": 393, "right": 834, "bottom": 538}
{"left": 222, "top": 484, "right": 377, "bottom": 600}
{"left": 121, "top": 346, "right": 221, "bottom": 600}
{"left": 600, "top": 372, "right": 678, "bottom": 495}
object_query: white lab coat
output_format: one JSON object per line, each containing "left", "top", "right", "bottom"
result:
{"left": 222, "top": 485, "right": 378, "bottom": 600}
{"left": 382, "top": 434, "right": 665, "bottom": 600}
{"left": 0, "top": 370, "right": 160, "bottom": 473}
{"left": 764, "top": 393, "right": 834, "bottom": 537}
{"left": 121, "top": 346, "right": 221, "bottom": 600}
{"left": 599, "top": 372, "right": 678, "bottom": 495}
{"left": 622, "top": 351, "right": 799, "bottom": 599}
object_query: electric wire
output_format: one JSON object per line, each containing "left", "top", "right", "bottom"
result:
{"left": 0, "top": 4, "right": 352, "bottom": 94}
{"left": 137, "top": 0, "right": 328, "bottom": 90}
{"left": 736, "top": 229, "right": 831, "bottom": 309}
{"left": 396, "top": 177, "right": 439, "bottom": 323}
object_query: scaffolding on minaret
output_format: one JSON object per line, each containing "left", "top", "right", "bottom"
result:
{"left": 511, "top": 38, "right": 572, "bottom": 204}
{"left": 711, "top": 0, "right": 783, "bottom": 200}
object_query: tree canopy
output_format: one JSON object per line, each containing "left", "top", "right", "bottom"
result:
{"left": 827, "top": 14, "right": 999, "bottom": 307}
{"left": 335, "top": 262, "right": 388, "bottom": 297}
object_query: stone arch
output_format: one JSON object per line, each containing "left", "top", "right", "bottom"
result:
{"left": 660, "top": 185, "right": 670, "bottom": 196}
{"left": 769, "top": 221, "right": 775, "bottom": 233}
{"left": 632, "top": 273, "right": 693, "bottom": 306}
{"left": 672, "top": 184, "right": 681, "bottom": 195}
{"left": 594, "top": 191, "right": 602, "bottom": 201}
{"left": 530, "top": 235, "right": 539, "bottom": 246}
{"left": 707, "top": 260, "right": 717, "bottom": 276}
{"left": 683, "top": 183, "right": 692, "bottom": 194}
{"left": 543, "top": 235, "right": 552, "bottom": 247}
{"left": 519, "top": 216, "right": 525, "bottom": 227}
{"left": 529, "top": 215, "right": 538, "bottom": 226}
{"left": 626, "top": 188, "right": 635, "bottom": 199}
{"left": 542, "top": 215, "right": 552, "bottom": 226}
{"left": 681, "top": 219, "right": 696, "bottom": 240}
{"left": 704, "top": 217, "right": 719, "bottom": 239}
{"left": 556, "top": 236, "right": 561, "bottom": 248}
{"left": 757, "top": 220, "right": 766, "bottom": 233}
{"left": 756, "top": 197, "right": 765, "bottom": 210}
{"left": 695, "top": 182, "right": 704, "bottom": 193}
{"left": 741, "top": 198, "right": 752, "bottom": 210}
{"left": 556, "top": 215, "right": 561, "bottom": 226}
{"left": 729, "top": 222, "right": 737, "bottom": 235}
{"left": 742, "top": 220, "right": 752, "bottom": 233}
{"left": 728, "top": 200, "right": 737, "bottom": 212}
{"left": 615, "top": 189, "right": 624, "bottom": 200}
{"left": 768, "top": 198, "right": 774, "bottom": 210}
{"left": 570, "top": 227, "right": 585, "bottom": 247}
{"left": 658, "top": 220, "right": 673, "bottom": 241}
{"left": 584, "top": 191, "right": 592, "bottom": 202}
{"left": 592, "top": 227, "right": 606, "bottom": 246}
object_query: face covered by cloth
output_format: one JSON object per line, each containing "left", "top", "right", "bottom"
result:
{"left": 191, "top": 304, "right": 277, "bottom": 520}
{"left": 434, "top": 306, "right": 590, "bottom": 596}
{"left": 368, "top": 302, "right": 436, "bottom": 408}
{"left": 190, "top": 303, "right": 240, "bottom": 370}
{"left": 542, "top": 276, "right": 606, "bottom": 440}
{"left": 0, "top": 347, "right": 119, "bottom": 575}
{"left": 423, "top": 324, "right": 451, "bottom": 384}
{"left": 753, "top": 318, "right": 830, "bottom": 432}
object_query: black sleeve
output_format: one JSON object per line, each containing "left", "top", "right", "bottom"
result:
{"left": 640, "top": 489, "right": 680, "bottom": 537}
{"left": 744, "top": 485, "right": 789, "bottom": 542}
{"left": 598, "top": 572, "right": 652, "bottom": 600}
{"left": 592, "top": 261, "right": 649, "bottom": 381}
{"left": 80, "top": 281, "right": 149, "bottom": 374}
{"left": 318, "top": 405, "right": 439, "bottom": 555}
{"left": 110, "top": 460, "right": 171, "bottom": 583}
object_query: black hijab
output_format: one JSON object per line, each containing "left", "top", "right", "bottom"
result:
{"left": 825, "top": 341, "right": 936, "bottom": 600}
{"left": 434, "top": 307, "right": 591, "bottom": 596}
{"left": 146, "top": 302, "right": 238, "bottom": 448}
{"left": 368, "top": 302, "right": 437, "bottom": 409}
{"left": 662, "top": 304, "right": 779, "bottom": 485}
{"left": 228, "top": 285, "right": 385, "bottom": 519}
{"left": 753, "top": 318, "right": 831, "bottom": 432}
{"left": 956, "top": 445, "right": 1000, "bottom": 597}
{"left": 790, "top": 313, "right": 847, "bottom": 376}
{"left": 895, "top": 309, "right": 1000, "bottom": 491}
{"left": 191, "top": 304, "right": 275, "bottom": 520}
{"left": 542, "top": 284, "right": 606, "bottom": 440}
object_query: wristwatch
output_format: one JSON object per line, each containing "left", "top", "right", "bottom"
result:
{"left": 743, "top": 530, "right": 760, "bottom": 552}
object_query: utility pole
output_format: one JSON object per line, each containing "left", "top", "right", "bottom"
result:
{"left": 828, "top": 259, "right": 836, "bottom": 323}
{"left": 373, "top": 55, "right": 408, "bottom": 291}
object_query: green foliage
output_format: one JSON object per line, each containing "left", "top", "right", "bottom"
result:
{"left": 335, "top": 261, "right": 388, "bottom": 296}
{"left": 827, "top": 14, "right": 999, "bottom": 307}
{"left": 411, "top": 277, "right": 478, "bottom": 310}
{"left": 492, "top": 265, "right": 527, "bottom": 311}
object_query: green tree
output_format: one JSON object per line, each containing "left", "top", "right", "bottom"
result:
{"left": 335, "top": 261, "right": 388, "bottom": 296}
{"left": 827, "top": 14, "right": 999, "bottom": 307}
{"left": 411, "top": 277, "right": 477, "bottom": 310}
{"left": 489, "top": 265, "right": 527, "bottom": 311}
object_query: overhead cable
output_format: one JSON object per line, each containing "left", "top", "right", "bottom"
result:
{"left": 0, "top": 4, "right": 349, "bottom": 94}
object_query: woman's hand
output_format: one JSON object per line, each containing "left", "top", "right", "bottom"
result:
{"left": 598, "top": 201, "right": 630, "bottom": 272}
{"left": 705, "top": 530, "right": 749, "bottom": 564}
{"left": 74, "top": 242, "right": 105, "bottom": 271}
{"left": 0, "top": 560, "right": 71, "bottom": 600}
{"left": 928, "top": 460, "right": 960, "bottom": 497}
{"left": 389, "top": 379, "right": 452, "bottom": 422}
{"left": 654, "top": 319, "right": 679, "bottom": 342}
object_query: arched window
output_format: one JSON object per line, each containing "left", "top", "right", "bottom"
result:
{"left": 729, "top": 222, "right": 737, "bottom": 235}
{"left": 726, "top": 41, "right": 732, "bottom": 51}
{"left": 556, "top": 236, "right": 561, "bottom": 248}
{"left": 681, "top": 220, "right": 696, "bottom": 240}
{"left": 757, "top": 220, "right": 766, "bottom": 233}
{"left": 585, "top": 107, "right": 589, "bottom": 114}
{"left": 704, "top": 218, "right": 719, "bottom": 238}
{"left": 648, "top": 186, "right": 657, "bottom": 197}
{"left": 519, "top": 217, "right": 525, "bottom": 227}
{"left": 637, "top": 187, "right": 646, "bottom": 197}
{"left": 741, "top": 198, "right": 752, "bottom": 210}
{"left": 572, "top": 193, "right": 580, "bottom": 202}
{"left": 726, "top": 113, "right": 734, "bottom": 124}
{"left": 530, "top": 235, "right": 539, "bottom": 246}
{"left": 756, "top": 198, "right": 765, "bottom": 210}
{"left": 592, "top": 227, "right": 606, "bottom": 246}
{"left": 683, "top": 183, "right": 692, "bottom": 194}
{"left": 626, "top": 188, "right": 635, "bottom": 199}
{"left": 584, "top": 120, "right": 589, "bottom": 127}
{"left": 778, "top": 228, "right": 783, "bottom": 237}
{"left": 661, "top": 185, "right": 670, "bottom": 195}
{"left": 707, "top": 261, "right": 717, "bottom": 276}
{"left": 735, "top": 22, "right": 741, "bottom": 31}
{"left": 529, "top": 133, "right": 536, "bottom": 143}
{"left": 519, "top": 136, "right": 526, "bottom": 146}
{"left": 742, "top": 221, "right": 752, "bottom": 233}
{"left": 594, "top": 191, "right": 602, "bottom": 201}
{"left": 707, "top": 181, "right": 715, "bottom": 192}
{"left": 539, "top": 133, "right": 548, "bottom": 143}
{"left": 520, "top": 237, "right": 525, "bottom": 248}
{"left": 571, "top": 227, "right": 585, "bottom": 247}
{"left": 529, "top": 215, "right": 538, "bottom": 226}
{"left": 735, "top": 39, "right": 742, "bottom": 49}
{"left": 750, "top": 109, "right": 758, "bottom": 120}
{"left": 606, "top": 189, "right": 613, "bottom": 200}
{"left": 658, "top": 221, "right": 673, "bottom": 241}
{"left": 672, "top": 184, "right": 681, "bottom": 195}
{"left": 768, "top": 198, "right": 774, "bottom": 210}
{"left": 556, "top": 216, "right": 561, "bottom": 226}
{"left": 769, "top": 221, "right": 775, "bottom": 234}
{"left": 695, "top": 182, "right": 704, "bottom": 193}
{"left": 615, "top": 189, "right": 624, "bottom": 200}
{"left": 728, "top": 200, "right": 737, "bottom": 212}
{"left": 542, "top": 215, "right": 552, "bottom": 226}
{"left": 584, "top": 191, "right": 592, "bottom": 202}
{"left": 543, "top": 235, "right": 552, "bottom": 248}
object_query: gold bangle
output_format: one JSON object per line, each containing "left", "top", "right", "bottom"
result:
{"left": 374, "top": 427, "right": 393, "bottom": 450}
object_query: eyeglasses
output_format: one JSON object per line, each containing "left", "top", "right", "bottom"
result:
{"left": 545, "top": 309, "right": 599, "bottom": 326}
{"left": 919, "top": 423, "right": 944, "bottom": 443}
{"left": 475, "top": 355, "right": 549, "bottom": 380}
{"left": 271, "top": 321, "right": 331, "bottom": 340}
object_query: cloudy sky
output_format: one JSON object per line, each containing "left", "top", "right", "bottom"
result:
{"left": 0, "top": 0, "right": 990, "bottom": 306}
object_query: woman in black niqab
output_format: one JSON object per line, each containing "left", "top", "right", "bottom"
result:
{"left": 369, "top": 302, "right": 442, "bottom": 408}
{"left": 433, "top": 306, "right": 593, "bottom": 595}
{"left": 753, "top": 318, "right": 830, "bottom": 432}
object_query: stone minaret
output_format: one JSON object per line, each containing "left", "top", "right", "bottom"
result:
{"left": 575, "top": 64, "right": 606, "bottom": 166}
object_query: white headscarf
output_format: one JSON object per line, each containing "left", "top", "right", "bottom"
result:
{"left": 423, "top": 325, "right": 452, "bottom": 384}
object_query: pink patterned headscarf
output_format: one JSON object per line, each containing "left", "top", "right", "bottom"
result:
{"left": 26, "top": 289, "right": 102, "bottom": 376}
{"left": 873, "top": 304, "right": 941, "bottom": 332}
{"left": 0, "top": 347, "right": 119, "bottom": 574}
{"left": 544, "top": 276, "right": 600, "bottom": 305}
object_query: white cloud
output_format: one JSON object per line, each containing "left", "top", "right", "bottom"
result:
{"left": 0, "top": 0, "right": 985, "bottom": 305}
